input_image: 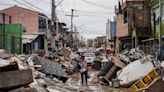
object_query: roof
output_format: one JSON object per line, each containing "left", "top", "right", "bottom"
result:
{"left": 22, "top": 34, "right": 39, "bottom": 44}
{"left": 1, "top": 5, "right": 48, "bottom": 18}
{"left": 1, "top": 5, "right": 39, "bottom": 13}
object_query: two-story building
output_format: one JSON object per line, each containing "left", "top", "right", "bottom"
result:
{"left": 115, "top": 0, "right": 151, "bottom": 52}
{"left": 0, "top": 5, "right": 49, "bottom": 54}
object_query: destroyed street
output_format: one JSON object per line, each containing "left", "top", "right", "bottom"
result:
{"left": 0, "top": 0, "right": 164, "bottom": 92}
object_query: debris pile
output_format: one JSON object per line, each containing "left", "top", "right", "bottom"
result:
{"left": 98, "top": 48, "right": 164, "bottom": 91}
{"left": 0, "top": 49, "right": 81, "bottom": 92}
{"left": 0, "top": 50, "right": 33, "bottom": 91}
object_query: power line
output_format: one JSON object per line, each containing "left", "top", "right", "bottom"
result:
{"left": 13, "top": 0, "right": 36, "bottom": 9}
{"left": 79, "top": 28, "right": 105, "bottom": 34}
{"left": 58, "top": 3, "right": 70, "bottom": 24}
{"left": 21, "top": 0, "right": 45, "bottom": 12}
{"left": 80, "top": 0, "right": 112, "bottom": 10}
{"left": 66, "top": 9, "right": 78, "bottom": 47}
{"left": 56, "top": 0, "right": 64, "bottom": 7}
{"left": 0, "top": 4, "right": 14, "bottom": 6}
{"left": 77, "top": 14, "right": 111, "bottom": 17}
{"left": 34, "top": 0, "right": 50, "bottom": 5}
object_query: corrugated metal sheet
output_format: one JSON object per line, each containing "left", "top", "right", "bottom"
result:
{"left": 22, "top": 34, "right": 38, "bottom": 44}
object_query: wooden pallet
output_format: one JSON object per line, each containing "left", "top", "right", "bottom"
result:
{"left": 130, "top": 70, "right": 159, "bottom": 92}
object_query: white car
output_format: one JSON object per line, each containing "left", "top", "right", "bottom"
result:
{"left": 84, "top": 53, "right": 96, "bottom": 65}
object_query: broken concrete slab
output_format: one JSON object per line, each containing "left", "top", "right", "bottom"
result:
{"left": 33, "top": 56, "right": 68, "bottom": 83}
{"left": 0, "top": 69, "right": 33, "bottom": 91}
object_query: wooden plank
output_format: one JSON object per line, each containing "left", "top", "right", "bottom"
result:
{"left": 0, "top": 69, "right": 33, "bottom": 91}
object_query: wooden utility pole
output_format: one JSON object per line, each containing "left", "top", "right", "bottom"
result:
{"left": 66, "top": 9, "right": 78, "bottom": 49}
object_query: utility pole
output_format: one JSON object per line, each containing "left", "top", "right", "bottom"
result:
{"left": 66, "top": 9, "right": 78, "bottom": 49}
{"left": 51, "top": 0, "right": 58, "bottom": 50}
{"left": 159, "top": 0, "right": 163, "bottom": 61}
{"left": 74, "top": 26, "right": 78, "bottom": 49}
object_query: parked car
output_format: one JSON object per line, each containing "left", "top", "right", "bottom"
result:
{"left": 84, "top": 53, "right": 96, "bottom": 65}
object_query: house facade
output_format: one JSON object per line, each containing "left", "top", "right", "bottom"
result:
{"left": 0, "top": 6, "right": 49, "bottom": 53}
{"left": 115, "top": 0, "right": 151, "bottom": 52}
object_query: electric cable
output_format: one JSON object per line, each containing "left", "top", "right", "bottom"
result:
{"left": 80, "top": 0, "right": 112, "bottom": 10}
{"left": 56, "top": 0, "right": 64, "bottom": 7}
{"left": 21, "top": 0, "right": 45, "bottom": 12}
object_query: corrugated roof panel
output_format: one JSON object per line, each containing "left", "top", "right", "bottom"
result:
{"left": 22, "top": 34, "right": 39, "bottom": 44}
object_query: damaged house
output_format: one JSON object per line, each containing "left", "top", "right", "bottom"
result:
{"left": 0, "top": 5, "right": 49, "bottom": 54}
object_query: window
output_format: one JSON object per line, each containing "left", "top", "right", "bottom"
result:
{"left": 39, "top": 16, "right": 47, "bottom": 29}
{"left": 123, "top": 10, "right": 128, "bottom": 23}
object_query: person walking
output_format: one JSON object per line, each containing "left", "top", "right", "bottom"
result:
{"left": 79, "top": 55, "right": 88, "bottom": 85}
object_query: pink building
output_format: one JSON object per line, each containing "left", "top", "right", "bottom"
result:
{"left": 0, "top": 6, "right": 50, "bottom": 53}
{"left": 0, "top": 5, "right": 49, "bottom": 33}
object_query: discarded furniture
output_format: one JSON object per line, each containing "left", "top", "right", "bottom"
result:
{"left": 98, "top": 61, "right": 114, "bottom": 77}
{"left": 118, "top": 57, "right": 155, "bottom": 86}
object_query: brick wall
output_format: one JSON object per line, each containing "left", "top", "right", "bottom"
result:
{"left": 0, "top": 6, "right": 39, "bottom": 33}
